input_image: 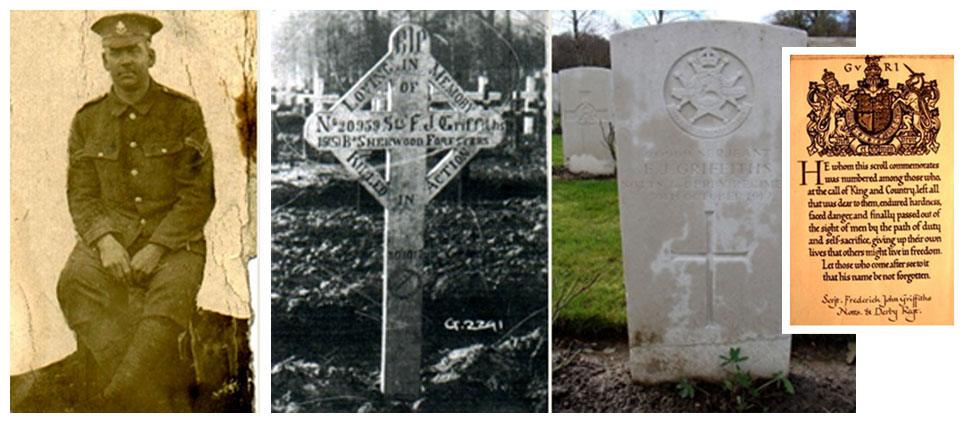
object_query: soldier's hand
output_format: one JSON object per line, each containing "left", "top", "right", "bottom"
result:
{"left": 131, "top": 244, "right": 167, "bottom": 284}
{"left": 96, "top": 234, "right": 132, "bottom": 286}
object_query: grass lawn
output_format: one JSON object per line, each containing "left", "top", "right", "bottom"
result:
{"left": 552, "top": 133, "right": 564, "bottom": 169}
{"left": 551, "top": 176, "right": 627, "bottom": 336}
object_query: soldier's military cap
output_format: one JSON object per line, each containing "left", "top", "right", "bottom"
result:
{"left": 91, "top": 13, "right": 163, "bottom": 48}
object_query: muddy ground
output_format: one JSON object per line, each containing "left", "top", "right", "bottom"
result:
{"left": 553, "top": 334, "right": 855, "bottom": 413}
{"left": 270, "top": 153, "right": 548, "bottom": 412}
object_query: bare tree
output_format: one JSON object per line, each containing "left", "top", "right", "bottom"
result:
{"left": 633, "top": 10, "right": 704, "bottom": 26}
{"left": 551, "top": 10, "right": 618, "bottom": 71}
{"left": 551, "top": 33, "right": 610, "bottom": 72}
{"left": 553, "top": 10, "right": 621, "bottom": 38}
{"left": 767, "top": 10, "right": 855, "bottom": 37}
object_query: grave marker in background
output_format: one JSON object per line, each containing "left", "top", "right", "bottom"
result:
{"left": 519, "top": 75, "right": 542, "bottom": 136}
{"left": 560, "top": 67, "right": 615, "bottom": 175}
{"left": 552, "top": 71, "right": 560, "bottom": 114}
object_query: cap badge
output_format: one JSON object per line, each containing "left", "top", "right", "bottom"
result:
{"left": 115, "top": 20, "right": 127, "bottom": 35}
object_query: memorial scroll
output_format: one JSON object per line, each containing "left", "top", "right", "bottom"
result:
{"left": 790, "top": 54, "right": 954, "bottom": 325}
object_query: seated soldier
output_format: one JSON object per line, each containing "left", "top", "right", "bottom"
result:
{"left": 56, "top": 12, "right": 215, "bottom": 412}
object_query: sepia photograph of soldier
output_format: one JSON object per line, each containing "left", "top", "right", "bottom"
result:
{"left": 10, "top": 11, "right": 256, "bottom": 412}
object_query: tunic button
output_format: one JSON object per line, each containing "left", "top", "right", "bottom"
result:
{"left": 134, "top": 196, "right": 143, "bottom": 203}
{"left": 130, "top": 141, "right": 138, "bottom": 148}
{"left": 130, "top": 169, "right": 139, "bottom": 176}
{"left": 97, "top": 152, "right": 104, "bottom": 157}
{"left": 161, "top": 148, "right": 168, "bottom": 154}
{"left": 140, "top": 218, "right": 147, "bottom": 225}
{"left": 129, "top": 112, "right": 137, "bottom": 120}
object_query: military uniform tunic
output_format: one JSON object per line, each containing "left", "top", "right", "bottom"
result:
{"left": 57, "top": 80, "right": 215, "bottom": 371}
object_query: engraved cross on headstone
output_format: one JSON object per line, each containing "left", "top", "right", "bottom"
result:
{"left": 667, "top": 210, "right": 751, "bottom": 324}
{"left": 303, "top": 24, "right": 506, "bottom": 399}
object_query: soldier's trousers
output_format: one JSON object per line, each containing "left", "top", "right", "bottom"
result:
{"left": 56, "top": 240, "right": 204, "bottom": 411}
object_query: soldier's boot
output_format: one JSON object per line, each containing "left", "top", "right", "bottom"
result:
{"left": 96, "top": 317, "right": 192, "bottom": 412}
{"left": 71, "top": 321, "right": 131, "bottom": 412}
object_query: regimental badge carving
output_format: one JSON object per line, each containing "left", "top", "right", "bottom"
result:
{"left": 567, "top": 100, "right": 606, "bottom": 125}
{"left": 806, "top": 55, "right": 942, "bottom": 156}
{"left": 665, "top": 47, "right": 753, "bottom": 138}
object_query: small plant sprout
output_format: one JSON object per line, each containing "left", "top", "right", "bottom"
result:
{"left": 719, "top": 347, "right": 795, "bottom": 411}
{"left": 676, "top": 378, "right": 695, "bottom": 399}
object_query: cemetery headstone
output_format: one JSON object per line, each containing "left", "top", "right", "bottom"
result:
{"left": 560, "top": 67, "right": 615, "bottom": 175}
{"left": 552, "top": 71, "right": 560, "bottom": 114}
{"left": 611, "top": 21, "right": 806, "bottom": 383}
{"left": 303, "top": 24, "right": 506, "bottom": 398}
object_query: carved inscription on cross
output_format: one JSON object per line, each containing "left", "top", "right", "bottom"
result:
{"left": 667, "top": 210, "right": 751, "bottom": 324}
{"left": 303, "top": 24, "right": 506, "bottom": 399}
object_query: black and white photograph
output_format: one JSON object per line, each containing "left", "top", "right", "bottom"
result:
{"left": 270, "top": 10, "right": 548, "bottom": 412}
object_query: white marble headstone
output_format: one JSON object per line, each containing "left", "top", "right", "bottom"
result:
{"left": 552, "top": 71, "right": 560, "bottom": 114}
{"left": 611, "top": 21, "right": 806, "bottom": 383}
{"left": 559, "top": 67, "right": 615, "bottom": 175}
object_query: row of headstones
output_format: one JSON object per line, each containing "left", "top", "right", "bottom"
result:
{"left": 554, "top": 35, "right": 855, "bottom": 177}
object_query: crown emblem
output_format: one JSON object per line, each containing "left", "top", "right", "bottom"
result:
{"left": 696, "top": 47, "right": 721, "bottom": 68}
{"left": 805, "top": 55, "right": 941, "bottom": 156}
{"left": 821, "top": 68, "right": 836, "bottom": 83}
{"left": 115, "top": 20, "right": 127, "bottom": 35}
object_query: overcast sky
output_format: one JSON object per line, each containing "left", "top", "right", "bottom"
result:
{"left": 552, "top": 9, "right": 780, "bottom": 37}
{"left": 270, "top": 10, "right": 781, "bottom": 40}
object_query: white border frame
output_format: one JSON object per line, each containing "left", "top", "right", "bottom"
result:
{"left": 781, "top": 46, "right": 956, "bottom": 334}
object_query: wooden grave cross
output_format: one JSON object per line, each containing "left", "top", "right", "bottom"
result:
{"left": 303, "top": 24, "right": 506, "bottom": 399}
{"left": 518, "top": 75, "right": 540, "bottom": 136}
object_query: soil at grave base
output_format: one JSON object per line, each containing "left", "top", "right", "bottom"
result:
{"left": 552, "top": 334, "right": 856, "bottom": 413}
{"left": 271, "top": 193, "right": 549, "bottom": 413}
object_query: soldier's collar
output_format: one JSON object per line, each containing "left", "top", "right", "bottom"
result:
{"left": 108, "top": 80, "right": 162, "bottom": 117}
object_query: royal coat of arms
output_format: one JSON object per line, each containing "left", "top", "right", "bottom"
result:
{"left": 806, "top": 55, "right": 941, "bottom": 156}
